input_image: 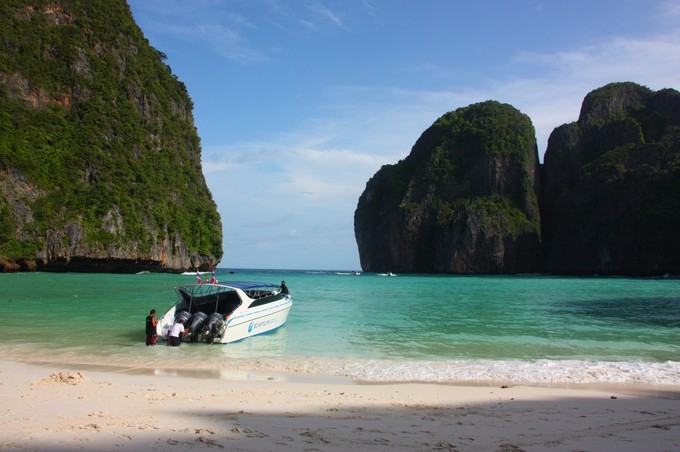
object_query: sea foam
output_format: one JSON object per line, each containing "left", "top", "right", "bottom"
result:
{"left": 337, "top": 358, "right": 680, "bottom": 385}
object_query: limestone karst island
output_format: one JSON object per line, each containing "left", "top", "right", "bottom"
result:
{"left": 0, "top": 1, "right": 222, "bottom": 272}
{"left": 355, "top": 83, "right": 680, "bottom": 276}
{"left": 1, "top": 2, "right": 679, "bottom": 276}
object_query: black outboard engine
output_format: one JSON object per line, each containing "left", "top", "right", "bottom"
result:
{"left": 186, "top": 311, "right": 208, "bottom": 341}
{"left": 201, "top": 312, "right": 223, "bottom": 336}
{"left": 201, "top": 312, "right": 224, "bottom": 343}
{"left": 175, "top": 310, "right": 192, "bottom": 324}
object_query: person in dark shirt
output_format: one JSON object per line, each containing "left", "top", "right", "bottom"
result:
{"left": 280, "top": 280, "right": 289, "bottom": 295}
{"left": 145, "top": 309, "right": 158, "bottom": 346}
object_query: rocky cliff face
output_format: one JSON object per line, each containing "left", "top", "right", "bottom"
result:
{"left": 354, "top": 101, "right": 542, "bottom": 273}
{"left": 0, "top": 0, "right": 222, "bottom": 272}
{"left": 541, "top": 82, "right": 680, "bottom": 275}
{"left": 355, "top": 83, "right": 680, "bottom": 275}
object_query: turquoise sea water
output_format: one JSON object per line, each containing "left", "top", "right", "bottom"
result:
{"left": 1, "top": 269, "right": 679, "bottom": 385}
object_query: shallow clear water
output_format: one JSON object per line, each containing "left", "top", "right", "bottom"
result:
{"left": 1, "top": 270, "right": 679, "bottom": 385}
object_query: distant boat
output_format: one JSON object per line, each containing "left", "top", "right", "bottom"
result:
{"left": 378, "top": 272, "right": 397, "bottom": 277}
{"left": 336, "top": 271, "right": 362, "bottom": 276}
{"left": 135, "top": 271, "right": 150, "bottom": 275}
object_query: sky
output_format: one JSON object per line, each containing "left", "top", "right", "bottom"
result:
{"left": 127, "top": 0, "right": 680, "bottom": 271}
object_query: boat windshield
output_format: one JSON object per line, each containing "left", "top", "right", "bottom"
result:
{"left": 174, "top": 284, "right": 241, "bottom": 315}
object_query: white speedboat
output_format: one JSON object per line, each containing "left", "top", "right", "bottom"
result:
{"left": 158, "top": 281, "right": 292, "bottom": 344}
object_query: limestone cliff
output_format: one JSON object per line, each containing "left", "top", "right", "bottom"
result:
{"left": 0, "top": 0, "right": 222, "bottom": 272}
{"left": 354, "top": 101, "right": 542, "bottom": 273}
{"left": 355, "top": 83, "right": 680, "bottom": 275}
{"left": 541, "top": 82, "right": 680, "bottom": 275}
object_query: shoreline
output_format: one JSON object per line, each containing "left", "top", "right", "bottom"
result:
{"left": 2, "top": 359, "right": 679, "bottom": 451}
{"left": 5, "top": 356, "right": 680, "bottom": 397}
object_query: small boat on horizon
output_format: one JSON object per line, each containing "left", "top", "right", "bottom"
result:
{"left": 378, "top": 272, "right": 397, "bottom": 276}
{"left": 336, "top": 270, "right": 362, "bottom": 276}
{"left": 157, "top": 281, "right": 292, "bottom": 344}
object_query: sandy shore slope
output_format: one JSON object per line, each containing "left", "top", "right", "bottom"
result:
{"left": 1, "top": 360, "right": 679, "bottom": 451}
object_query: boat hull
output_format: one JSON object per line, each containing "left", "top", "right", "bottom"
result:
{"left": 217, "top": 297, "right": 292, "bottom": 343}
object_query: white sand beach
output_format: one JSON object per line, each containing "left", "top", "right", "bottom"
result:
{"left": 1, "top": 359, "right": 679, "bottom": 451}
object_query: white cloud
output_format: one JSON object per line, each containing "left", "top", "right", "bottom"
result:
{"left": 201, "top": 24, "right": 268, "bottom": 63}
{"left": 500, "top": 32, "right": 680, "bottom": 152}
{"left": 280, "top": 147, "right": 382, "bottom": 199}
{"left": 515, "top": 34, "right": 680, "bottom": 84}
{"left": 305, "top": 2, "right": 344, "bottom": 27}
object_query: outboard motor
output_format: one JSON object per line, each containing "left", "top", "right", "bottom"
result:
{"left": 201, "top": 312, "right": 223, "bottom": 337}
{"left": 174, "top": 310, "right": 192, "bottom": 324}
{"left": 187, "top": 311, "right": 208, "bottom": 341}
{"left": 204, "top": 313, "right": 227, "bottom": 344}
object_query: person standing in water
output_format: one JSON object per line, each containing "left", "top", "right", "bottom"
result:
{"left": 145, "top": 309, "right": 158, "bottom": 346}
{"left": 168, "top": 319, "right": 189, "bottom": 347}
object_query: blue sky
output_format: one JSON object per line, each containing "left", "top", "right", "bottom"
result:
{"left": 127, "top": 0, "right": 680, "bottom": 271}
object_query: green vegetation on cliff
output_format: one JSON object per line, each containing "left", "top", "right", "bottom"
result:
{"left": 0, "top": 0, "right": 222, "bottom": 270}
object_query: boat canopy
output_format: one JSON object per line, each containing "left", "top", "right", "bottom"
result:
{"left": 175, "top": 281, "right": 279, "bottom": 296}
{"left": 218, "top": 281, "right": 280, "bottom": 290}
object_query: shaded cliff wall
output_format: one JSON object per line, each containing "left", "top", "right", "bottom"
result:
{"left": 0, "top": 0, "right": 222, "bottom": 272}
{"left": 541, "top": 82, "right": 680, "bottom": 275}
{"left": 354, "top": 101, "right": 542, "bottom": 273}
{"left": 355, "top": 82, "right": 680, "bottom": 275}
